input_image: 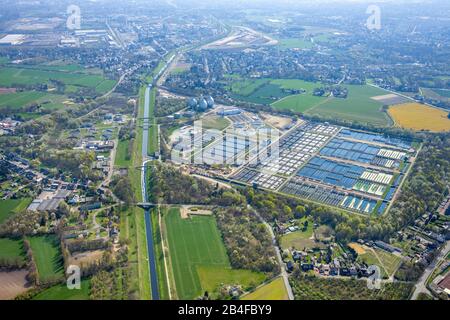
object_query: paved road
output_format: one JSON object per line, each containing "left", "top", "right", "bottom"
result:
{"left": 411, "top": 240, "right": 450, "bottom": 299}
{"left": 249, "top": 205, "right": 294, "bottom": 300}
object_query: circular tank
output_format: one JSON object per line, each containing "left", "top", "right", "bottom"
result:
{"left": 187, "top": 97, "right": 198, "bottom": 109}
{"left": 206, "top": 96, "right": 215, "bottom": 108}
{"left": 198, "top": 98, "right": 208, "bottom": 111}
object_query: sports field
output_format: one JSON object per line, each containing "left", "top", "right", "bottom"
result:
{"left": 388, "top": 103, "right": 450, "bottom": 132}
{"left": 33, "top": 280, "right": 90, "bottom": 300}
{"left": 0, "top": 198, "right": 31, "bottom": 224}
{"left": 242, "top": 277, "right": 289, "bottom": 300}
{"left": 164, "top": 208, "right": 265, "bottom": 299}
{"left": 28, "top": 235, "right": 64, "bottom": 283}
{"left": 0, "top": 238, "right": 26, "bottom": 263}
{"left": 306, "top": 85, "right": 391, "bottom": 126}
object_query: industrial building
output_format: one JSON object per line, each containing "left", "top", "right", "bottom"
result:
{"left": 216, "top": 107, "right": 242, "bottom": 117}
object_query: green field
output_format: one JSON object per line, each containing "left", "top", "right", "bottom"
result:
{"left": 433, "top": 89, "right": 450, "bottom": 98}
{"left": 229, "top": 78, "right": 270, "bottom": 96}
{"left": 28, "top": 235, "right": 64, "bottom": 283}
{"left": 0, "top": 91, "right": 46, "bottom": 109}
{"left": 230, "top": 81, "right": 287, "bottom": 105}
{"left": 0, "top": 198, "right": 31, "bottom": 224}
{"left": 271, "top": 79, "right": 328, "bottom": 112}
{"left": 0, "top": 65, "right": 115, "bottom": 95}
{"left": 357, "top": 248, "right": 402, "bottom": 278}
{"left": 272, "top": 94, "right": 327, "bottom": 112}
{"left": 201, "top": 115, "right": 231, "bottom": 131}
{"left": 228, "top": 78, "right": 392, "bottom": 126}
{"left": 228, "top": 77, "right": 325, "bottom": 108}
{"left": 197, "top": 265, "right": 265, "bottom": 294}
{"left": 164, "top": 208, "right": 265, "bottom": 299}
{"left": 277, "top": 38, "right": 314, "bottom": 49}
{"left": 0, "top": 238, "right": 26, "bottom": 263}
{"left": 0, "top": 91, "right": 69, "bottom": 113}
{"left": 374, "top": 248, "right": 402, "bottom": 277}
{"left": 95, "top": 80, "right": 116, "bottom": 94}
{"left": 242, "top": 277, "right": 288, "bottom": 300}
{"left": 306, "top": 85, "right": 391, "bottom": 126}
{"left": 280, "top": 219, "right": 319, "bottom": 250}
{"left": 151, "top": 209, "right": 170, "bottom": 300}
{"left": 33, "top": 280, "right": 90, "bottom": 300}
{"left": 114, "top": 139, "right": 132, "bottom": 167}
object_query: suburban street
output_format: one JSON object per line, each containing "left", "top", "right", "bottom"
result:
{"left": 411, "top": 240, "right": 450, "bottom": 299}
{"left": 250, "top": 205, "right": 295, "bottom": 300}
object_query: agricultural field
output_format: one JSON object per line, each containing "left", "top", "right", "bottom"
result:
{"left": 388, "top": 103, "right": 450, "bottom": 132}
{"left": 272, "top": 93, "right": 327, "bottom": 113}
{"left": 32, "top": 280, "right": 91, "bottom": 300}
{"left": 419, "top": 88, "right": 450, "bottom": 106}
{"left": 228, "top": 77, "right": 326, "bottom": 107}
{"left": 0, "top": 238, "right": 26, "bottom": 263}
{"left": 95, "top": 80, "right": 116, "bottom": 94}
{"left": 228, "top": 79, "right": 393, "bottom": 126}
{"left": 0, "top": 198, "right": 32, "bottom": 224}
{"left": 277, "top": 38, "right": 314, "bottom": 49}
{"left": 0, "top": 63, "right": 116, "bottom": 95}
{"left": 306, "top": 85, "right": 392, "bottom": 126}
{"left": 28, "top": 235, "right": 64, "bottom": 283}
{"left": 271, "top": 79, "right": 328, "bottom": 112}
{"left": 432, "top": 89, "right": 450, "bottom": 98}
{"left": 242, "top": 277, "right": 289, "bottom": 300}
{"left": 228, "top": 78, "right": 270, "bottom": 97}
{"left": 164, "top": 208, "right": 265, "bottom": 299}
{"left": 4, "top": 91, "right": 68, "bottom": 111}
